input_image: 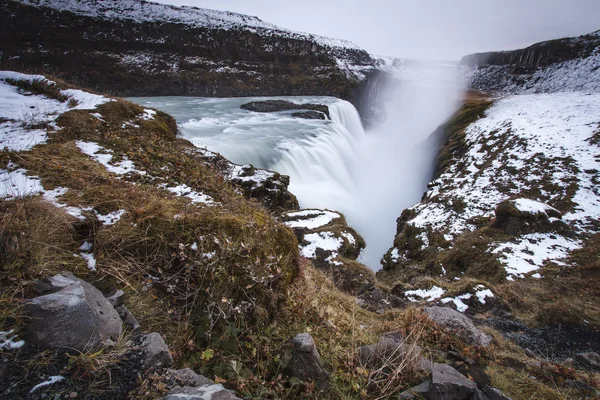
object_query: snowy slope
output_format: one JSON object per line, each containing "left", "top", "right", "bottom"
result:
{"left": 386, "top": 92, "right": 600, "bottom": 279}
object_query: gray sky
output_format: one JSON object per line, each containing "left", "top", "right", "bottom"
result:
{"left": 154, "top": 0, "right": 600, "bottom": 60}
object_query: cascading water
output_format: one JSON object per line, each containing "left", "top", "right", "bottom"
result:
{"left": 130, "top": 65, "right": 461, "bottom": 270}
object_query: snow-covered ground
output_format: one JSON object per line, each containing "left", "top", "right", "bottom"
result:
{"left": 390, "top": 92, "right": 600, "bottom": 279}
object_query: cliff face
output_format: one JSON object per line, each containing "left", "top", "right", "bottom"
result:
{"left": 461, "top": 30, "right": 600, "bottom": 94}
{"left": 461, "top": 31, "right": 600, "bottom": 69}
{"left": 0, "top": 0, "right": 386, "bottom": 124}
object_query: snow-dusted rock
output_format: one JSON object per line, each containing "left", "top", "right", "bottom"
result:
{"left": 492, "top": 198, "right": 567, "bottom": 235}
{"left": 24, "top": 273, "right": 123, "bottom": 351}
{"left": 163, "top": 385, "right": 241, "bottom": 400}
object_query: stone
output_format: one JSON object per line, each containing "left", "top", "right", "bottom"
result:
{"left": 425, "top": 306, "right": 492, "bottom": 347}
{"left": 574, "top": 351, "right": 600, "bottom": 370}
{"left": 483, "top": 385, "right": 513, "bottom": 400}
{"left": 357, "top": 331, "right": 416, "bottom": 368}
{"left": 399, "top": 380, "right": 431, "bottom": 399}
{"left": 116, "top": 305, "right": 141, "bottom": 335}
{"left": 492, "top": 198, "right": 567, "bottom": 235}
{"left": 429, "top": 363, "right": 477, "bottom": 400}
{"left": 287, "top": 333, "right": 329, "bottom": 389}
{"left": 141, "top": 332, "right": 173, "bottom": 370}
{"left": 163, "top": 385, "right": 241, "bottom": 400}
{"left": 291, "top": 111, "right": 327, "bottom": 120}
{"left": 240, "top": 100, "right": 330, "bottom": 118}
{"left": 24, "top": 273, "right": 123, "bottom": 351}
{"left": 167, "top": 368, "right": 213, "bottom": 387}
{"left": 104, "top": 289, "right": 125, "bottom": 307}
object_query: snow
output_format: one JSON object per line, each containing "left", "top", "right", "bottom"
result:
{"left": 441, "top": 294, "right": 472, "bottom": 312}
{"left": 190, "top": 242, "right": 198, "bottom": 251}
{"left": 0, "top": 330, "right": 25, "bottom": 350}
{"left": 341, "top": 231, "right": 356, "bottom": 245}
{"left": 96, "top": 209, "right": 126, "bottom": 225}
{"left": 42, "top": 187, "right": 90, "bottom": 220}
{"left": 160, "top": 184, "right": 214, "bottom": 205}
{"left": 299, "top": 232, "right": 343, "bottom": 259}
{"left": 142, "top": 109, "right": 156, "bottom": 120}
{"left": 405, "top": 286, "right": 445, "bottom": 302}
{"left": 76, "top": 141, "right": 146, "bottom": 176}
{"left": 228, "top": 164, "right": 278, "bottom": 190}
{"left": 0, "top": 71, "right": 109, "bottom": 152}
{"left": 512, "top": 198, "right": 559, "bottom": 216}
{"left": 0, "top": 168, "right": 44, "bottom": 199}
{"left": 401, "top": 92, "right": 600, "bottom": 278}
{"left": 79, "top": 252, "right": 97, "bottom": 271}
{"left": 30, "top": 376, "right": 65, "bottom": 393}
{"left": 79, "top": 241, "right": 92, "bottom": 251}
{"left": 475, "top": 286, "right": 494, "bottom": 304}
{"left": 284, "top": 209, "right": 341, "bottom": 230}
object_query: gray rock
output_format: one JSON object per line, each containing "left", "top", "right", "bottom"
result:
{"left": 116, "top": 305, "right": 141, "bottom": 335}
{"left": 163, "top": 385, "right": 241, "bottom": 400}
{"left": 429, "top": 363, "right": 477, "bottom": 400}
{"left": 288, "top": 333, "right": 329, "bottom": 389}
{"left": 425, "top": 307, "right": 492, "bottom": 347}
{"left": 574, "top": 351, "right": 600, "bottom": 370}
{"left": 104, "top": 289, "right": 125, "bottom": 307}
{"left": 24, "top": 273, "right": 123, "bottom": 351}
{"left": 399, "top": 380, "right": 431, "bottom": 399}
{"left": 167, "top": 368, "right": 213, "bottom": 387}
{"left": 141, "top": 332, "right": 172, "bottom": 370}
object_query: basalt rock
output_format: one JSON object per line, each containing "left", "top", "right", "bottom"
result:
{"left": 24, "top": 273, "right": 123, "bottom": 351}
{"left": 291, "top": 111, "right": 327, "bottom": 120}
{"left": 430, "top": 363, "right": 478, "bottom": 400}
{"left": 141, "top": 332, "right": 173, "bottom": 371}
{"left": 240, "top": 100, "right": 330, "bottom": 118}
{"left": 491, "top": 198, "right": 569, "bottom": 235}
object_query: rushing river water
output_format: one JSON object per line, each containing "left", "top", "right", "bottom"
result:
{"left": 130, "top": 76, "right": 460, "bottom": 270}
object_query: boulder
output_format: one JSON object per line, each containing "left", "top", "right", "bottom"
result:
{"left": 429, "top": 363, "right": 477, "bottom": 400}
{"left": 163, "top": 385, "right": 241, "bottom": 400}
{"left": 291, "top": 111, "right": 327, "bottom": 120}
{"left": 240, "top": 100, "right": 330, "bottom": 118}
{"left": 399, "top": 380, "right": 431, "bottom": 399}
{"left": 141, "top": 332, "right": 172, "bottom": 370}
{"left": 574, "top": 351, "right": 600, "bottom": 370}
{"left": 166, "top": 368, "right": 213, "bottom": 387}
{"left": 425, "top": 307, "right": 492, "bottom": 347}
{"left": 492, "top": 198, "right": 567, "bottom": 235}
{"left": 24, "top": 273, "right": 122, "bottom": 351}
{"left": 287, "top": 333, "right": 330, "bottom": 389}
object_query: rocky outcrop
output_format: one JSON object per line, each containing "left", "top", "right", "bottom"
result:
{"left": 281, "top": 208, "right": 374, "bottom": 294}
{"left": 291, "top": 111, "right": 327, "bottom": 120}
{"left": 287, "top": 333, "right": 330, "bottom": 389}
{"left": 491, "top": 198, "right": 569, "bottom": 235}
{"left": 24, "top": 273, "right": 123, "bottom": 351}
{"left": 425, "top": 307, "right": 492, "bottom": 347}
{"left": 240, "top": 100, "right": 330, "bottom": 118}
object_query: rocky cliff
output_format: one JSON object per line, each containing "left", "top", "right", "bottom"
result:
{"left": 0, "top": 0, "right": 389, "bottom": 125}
{"left": 461, "top": 30, "right": 600, "bottom": 93}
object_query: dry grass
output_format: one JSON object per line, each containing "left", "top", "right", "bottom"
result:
{"left": 4, "top": 77, "right": 69, "bottom": 102}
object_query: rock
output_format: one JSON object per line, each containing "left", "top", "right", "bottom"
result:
{"left": 163, "top": 385, "right": 241, "bottom": 400}
{"left": 425, "top": 306, "right": 492, "bottom": 347}
{"left": 429, "top": 363, "right": 477, "bottom": 400}
{"left": 116, "top": 305, "right": 141, "bottom": 335}
{"left": 291, "top": 111, "right": 327, "bottom": 120}
{"left": 104, "top": 289, "right": 125, "bottom": 307}
{"left": 287, "top": 333, "right": 329, "bottom": 389}
{"left": 357, "top": 331, "right": 415, "bottom": 368}
{"left": 240, "top": 100, "right": 330, "bottom": 118}
{"left": 399, "top": 380, "right": 431, "bottom": 399}
{"left": 24, "top": 273, "right": 123, "bottom": 351}
{"left": 166, "top": 368, "right": 212, "bottom": 387}
{"left": 492, "top": 198, "right": 568, "bottom": 235}
{"left": 574, "top": 351, "right": 600, "bottom": 370}
{"left": 141, "top": 332, "right": 172, "bottom": 370}
{"left": 483, "top": 385, "right": 513, "bottom": 400}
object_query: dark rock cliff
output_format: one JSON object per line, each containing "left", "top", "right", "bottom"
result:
{"left": 0, "top": 0, "right": 386, "bottom": 125}
{"left": 460, "top": 30, "right": 600, "bottom": 69}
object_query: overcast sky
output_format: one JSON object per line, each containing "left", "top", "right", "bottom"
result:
{"left": 153, "top": 0, "right": 600, "bottom": 60}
